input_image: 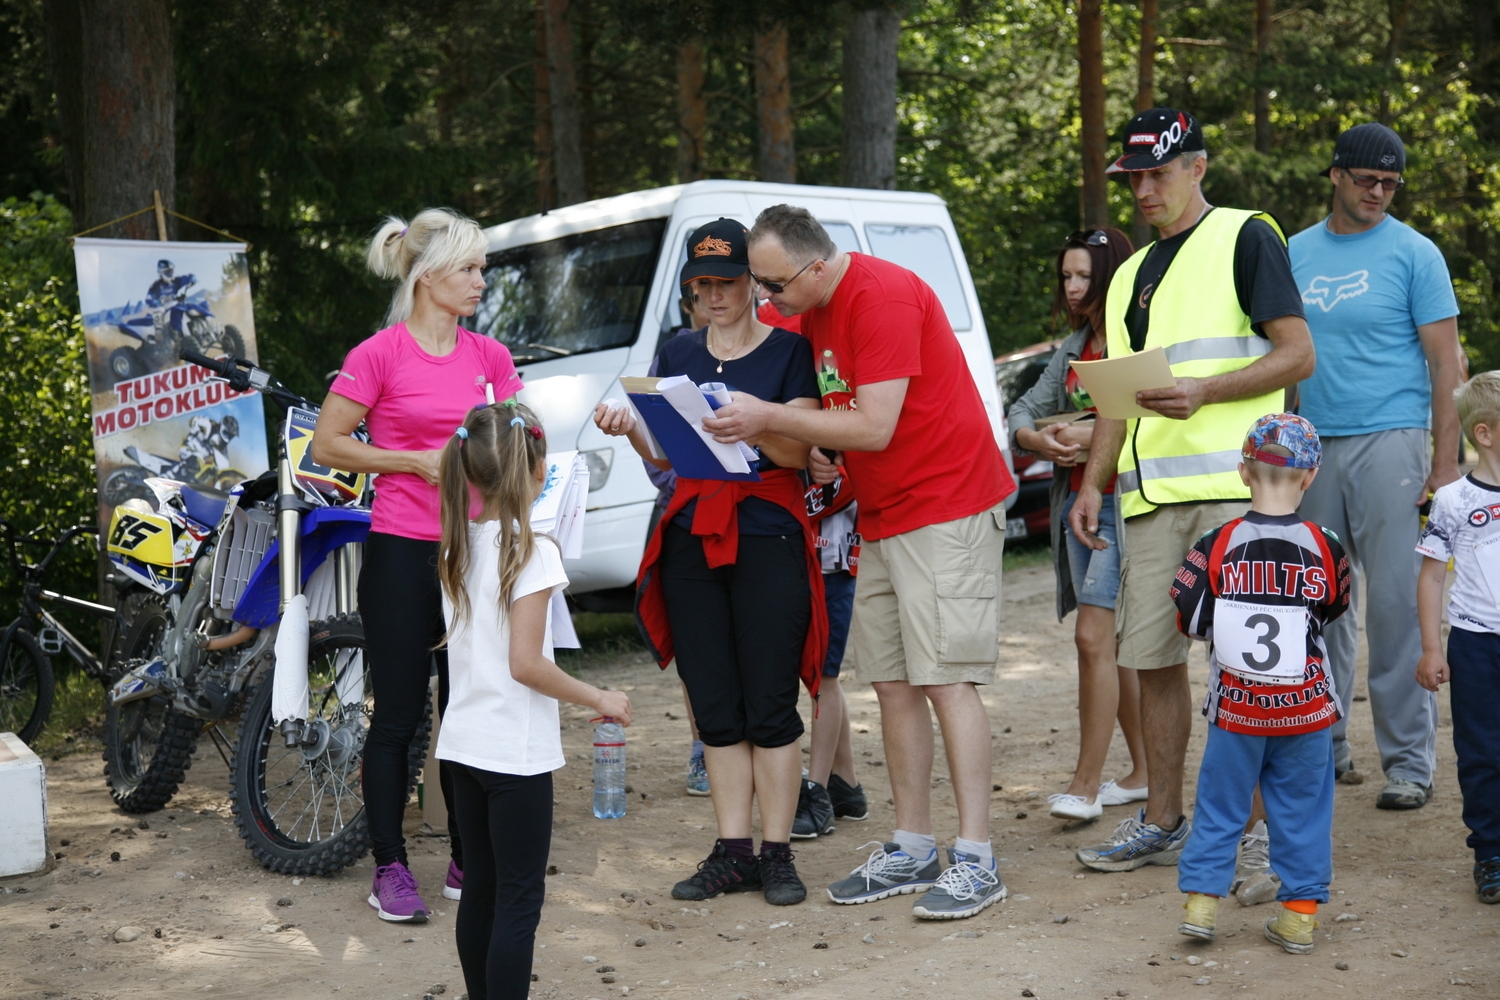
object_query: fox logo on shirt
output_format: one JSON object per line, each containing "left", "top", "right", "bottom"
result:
{"left": 1302, "top": 271, "right": 1370, "bottom": 312}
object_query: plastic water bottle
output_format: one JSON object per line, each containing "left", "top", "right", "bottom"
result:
{"left": 592, "top": 718, "right": 627, "bottom": 819}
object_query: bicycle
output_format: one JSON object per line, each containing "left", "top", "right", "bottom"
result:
{"left": 0, "top": 518, "right": 123, "bottom": 744}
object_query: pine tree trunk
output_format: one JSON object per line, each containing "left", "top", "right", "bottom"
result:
{"left": 534, "top": 4, "right": 555, "bottom": 212}
{"left": 753, "top": 24, "right": 796, "bottom": 184}
{"left": 542, "top": 0, "right": 587, "bottom": 206}
{"left": 841, "top": 6, "right": 900, "bottom": 190}
{"left": 44, "top": 0, "right": 174, "bottom": 236}
{"left": 676, "top": 38, "right": 707, "bottom": 183}
{"left": 1254, "top": 0, "right": 1273, "bottom": 154}
{"left": 1379, "top": 0, "right": 1409, "bottom": 124}
{"left": 1078, "top": 0, "right": 1108, "bottom": 229}
{"left": 1132, "top": 0, "right": 1159, "bottom": 246}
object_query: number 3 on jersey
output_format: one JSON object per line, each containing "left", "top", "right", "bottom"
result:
{"left": 1213, "top": 599, "right": 1308, "bottom": 685}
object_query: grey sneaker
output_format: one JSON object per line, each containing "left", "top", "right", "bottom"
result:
{"left": 1075, "top": 809, "right": 1191, "bottom": 872}
{"left": 827, "top": 842, "right": 942, "bottom": 904}
{"left": 1231, "top": 819, "right": 1280, "bottom": 906}
{"left": 1376, "top": 777, "right": 1431, "bottom": 810}
{"left": 911, "top": 849, "right": 1007, "bottom": 920}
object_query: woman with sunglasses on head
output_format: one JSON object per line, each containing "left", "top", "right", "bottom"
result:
{"left": 1009, "top": 226, "right": 1149, "bottom": 822}
{"left": 594, "top": 218, "right": 825, "bottom": 906}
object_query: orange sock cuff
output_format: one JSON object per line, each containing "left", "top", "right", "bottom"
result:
{"left": 1283, "top": 899, "right": 1318, "bottom": 915}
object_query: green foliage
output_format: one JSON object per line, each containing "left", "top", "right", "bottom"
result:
{"left": 0, "top": 193, "right": 96, "bottom": 614}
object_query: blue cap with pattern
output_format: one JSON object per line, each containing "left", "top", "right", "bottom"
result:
{"left": 1243, "top": 413, "right": 1322, "bottom": 469}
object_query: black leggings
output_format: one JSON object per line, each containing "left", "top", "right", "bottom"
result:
{"left": 659, "top": 525, "right": 810, "bottom": 748}
{"left": 358, "top": 531, "right": 461, "bottom": 869}
{"left": 449, "top": 762, "right": 552, "bottom": 1000}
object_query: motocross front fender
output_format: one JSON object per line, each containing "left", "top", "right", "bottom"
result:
{"left": 232, "top": 506, "right": 370, "bottom": 629}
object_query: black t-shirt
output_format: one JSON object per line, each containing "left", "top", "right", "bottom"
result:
{"left": 1126, "top": 211, "right": 1305, "bottom": 353}
{"left": 656, "top": 326, "right": 819, "bottom": 535}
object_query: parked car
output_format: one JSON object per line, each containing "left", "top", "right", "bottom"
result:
{"left": 996, "top": 339, "right": 1063, "bottom": 542}
{"left": 470, "top": 179, "right": 1015, "bottom": 607}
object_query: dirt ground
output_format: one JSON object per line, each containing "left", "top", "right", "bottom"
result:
{"left": 2, "top": 557, "right": 1495, "bottom": 1000}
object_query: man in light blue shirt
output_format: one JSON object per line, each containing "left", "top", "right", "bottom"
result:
{"left": 1291, "top": 122, "right": 1462, "bottom": 812}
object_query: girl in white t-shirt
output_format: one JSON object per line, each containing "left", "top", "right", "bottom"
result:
{"left": 436, "top": 402, "right": 632, "bottom": 1000}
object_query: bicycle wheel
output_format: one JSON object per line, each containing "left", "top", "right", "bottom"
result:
{"left": 230, "top": 613, "right": 428, "bottom": 876}
{"left": 102, "top": 592, "right": 201, "bottom": 812}
{"left": 0, "top": 627, "right": 53, "bottom": 745}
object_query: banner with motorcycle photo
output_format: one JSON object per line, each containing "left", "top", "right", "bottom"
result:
{"left": 74, "top": 238, "right": 269, "bottom": 528}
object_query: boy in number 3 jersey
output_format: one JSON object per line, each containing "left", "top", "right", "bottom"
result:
{"left": 1167, "top": 414, "right": 1352, "bottom": 955}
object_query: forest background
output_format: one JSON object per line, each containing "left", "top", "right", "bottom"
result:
{"left": 0, "top": 0, "right": 1496, "bottom": 605}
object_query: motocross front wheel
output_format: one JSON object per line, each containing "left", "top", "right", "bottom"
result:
{"left": 230, "top": 613, "right": 428, "bottom": 876}
{"left": 102, "top": 592, "right": 202, "bottom": 812}
{"left": 102, "top": 466, "right": 154, "bottom": 507}
{"left": 0, "top": 627, "right": 54, "bottom": 745}
{"left": 108, "top": 347, "right": 142, "bottom": 382}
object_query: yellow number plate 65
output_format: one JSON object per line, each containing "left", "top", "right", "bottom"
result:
{"left": 285, "top": 407, "right": 367, "bottom": 503}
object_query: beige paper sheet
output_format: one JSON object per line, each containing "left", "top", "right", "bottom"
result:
{"left": 1068, "top": 347, "right": 1177, "bottom": 420}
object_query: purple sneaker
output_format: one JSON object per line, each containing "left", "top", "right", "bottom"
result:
{"left": 443, "top": 859, "right": 463, "bottom": 900}
{"left": 368, "top": 861, "right": 429, "bottom": 923}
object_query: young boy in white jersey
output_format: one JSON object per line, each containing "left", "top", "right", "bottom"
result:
{"left": 1416, "top": 371, "right": 1500, "bottom": 904}
{"left": 1168, "top": 414, "right": 1352, "bottom": 954}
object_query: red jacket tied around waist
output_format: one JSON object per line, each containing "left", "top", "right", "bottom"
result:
{"left": 635, "top": 468, "right": 827, "bottom": 701}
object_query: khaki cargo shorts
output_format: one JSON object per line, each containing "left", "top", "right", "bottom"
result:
{"left": 1116, "top": 500, "right": 1250, "bottom": 670}
{"left": 851, "top": 508, "right": 1005, "bottom": 687}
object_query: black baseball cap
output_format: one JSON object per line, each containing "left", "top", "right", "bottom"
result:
{"left": 1106, "top": 107, "right": 1205, "bottom": 175}
{"left": 1321, "top": 122, "right": 1405, "bottom": 177}
{"left": 680, "top": 218, "right": 750, "bottom": 284}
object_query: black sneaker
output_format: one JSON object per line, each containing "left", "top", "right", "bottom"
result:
{"left": 671, "top": 841, "right": 762, "bottom": 901}
{"left": 759, "top": 847, "right": 807, "bottom": 906}
{"left": 791, "top": 779, "right": 835, "bottom": 839}
{"left": 1476, "top": 857, "right": 1500, "bottom": 904}
{"left": 828, "top": 773, "right": 869, "bottom": 820}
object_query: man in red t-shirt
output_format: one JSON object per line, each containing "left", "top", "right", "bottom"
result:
{"left": 704, "top": 205, "right": 1016, "bottom": 920}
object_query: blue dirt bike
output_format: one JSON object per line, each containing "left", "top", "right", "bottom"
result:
{"left": 104, "top": 350, "right": 424, "bottom": 875}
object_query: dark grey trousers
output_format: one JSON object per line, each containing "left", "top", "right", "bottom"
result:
{"left": 1298, "top": 427, "right": 1438, "bottom": 785}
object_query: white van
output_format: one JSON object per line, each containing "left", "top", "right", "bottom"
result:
{"left": 472, "top": 180, "right": 1012, "bottom": 602}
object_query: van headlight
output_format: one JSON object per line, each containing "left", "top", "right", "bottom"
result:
{"left": 581, "top": 448, "right": 613, "bottom": 491}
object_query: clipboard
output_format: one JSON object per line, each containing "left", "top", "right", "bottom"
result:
{"left": 622, "top": 377, "right": 762, "bottom": 482}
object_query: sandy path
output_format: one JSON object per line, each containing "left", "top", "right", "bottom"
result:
{"left": 2, "top": 559, "right": 1494, "bottom": 1000}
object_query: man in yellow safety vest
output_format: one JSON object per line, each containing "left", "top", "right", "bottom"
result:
{"left": 1067, "top": 108, "right": 1315, "bottom": 877}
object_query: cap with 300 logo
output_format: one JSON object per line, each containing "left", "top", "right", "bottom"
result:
{"left": 1106, "top": 107, "right": 1205, "bottom": 175}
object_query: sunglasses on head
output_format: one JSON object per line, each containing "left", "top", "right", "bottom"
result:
{"left": 1067, "top": 229, "right": 1110, "bottom": 247}
{"left": 1342, "top": 170, "right": 1404, "bottom": 192}
{"left": 750, "top": 257, "right": 821, "bottom": 295}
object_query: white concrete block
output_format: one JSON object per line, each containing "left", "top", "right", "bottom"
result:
{"left": 0, "top": 731, "right": 48, "bottom": 877}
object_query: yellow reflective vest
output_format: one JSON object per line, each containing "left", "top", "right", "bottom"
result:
{"left": 1105, "top": 207, "right": 1285, "bottom": 519}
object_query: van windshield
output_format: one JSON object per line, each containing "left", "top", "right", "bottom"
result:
{"left": 467, "top": 219, "right": 667, "bottom": 364}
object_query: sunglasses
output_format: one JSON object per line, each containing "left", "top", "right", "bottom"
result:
{"left": 1067, "top": 230, "right": 1110, "bottom": 247}
{"left": 750, "top": 257, "right": 821, "bottom": 295}
{"left": 1341, "top": 170, "right": 1404, "bottom": 192}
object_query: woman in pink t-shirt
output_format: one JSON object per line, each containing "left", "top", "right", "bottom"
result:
{"left": 312, "top": 208, "right": 522, "bottom": 923}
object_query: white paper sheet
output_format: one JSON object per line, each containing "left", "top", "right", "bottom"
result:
{"left": 698, "top": 381, "right": 760, "bottom": 465}
{"left": 655, "top": 374, "right": 753, "bottom": 474}
{"left": 1068, "top": 347, "right": 1177, "bottom": 420}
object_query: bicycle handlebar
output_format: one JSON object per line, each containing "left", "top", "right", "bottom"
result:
{"left": 0, "top": 517, "right": 98, "bottom": 583}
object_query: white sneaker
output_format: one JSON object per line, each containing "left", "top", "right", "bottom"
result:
{"left": 1047, "top": 792, "right": 1103, "bottom": 821}
{"left": 1096, "top": 779, "right": 1149, "bottom": 807}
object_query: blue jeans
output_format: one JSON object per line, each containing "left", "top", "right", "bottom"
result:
{"left": 822, "top": 570, "right": 856, "bottom": 677}
{"left": 1061, "top": 491, "right": 1120, "bottom": 610}
{"left": 1179, "top": 724, "right": 1335, "bottom": 902}
{"left": 1447, "top": 627, "right": 1500, "bottom": 861}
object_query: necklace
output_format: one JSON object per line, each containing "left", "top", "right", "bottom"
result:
{"left": 707, "top": 331, "right": 753, "bottom": 373}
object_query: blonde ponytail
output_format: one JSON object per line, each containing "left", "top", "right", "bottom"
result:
{"left": 366, "top": 208, "right": 489, "bottom": 327}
